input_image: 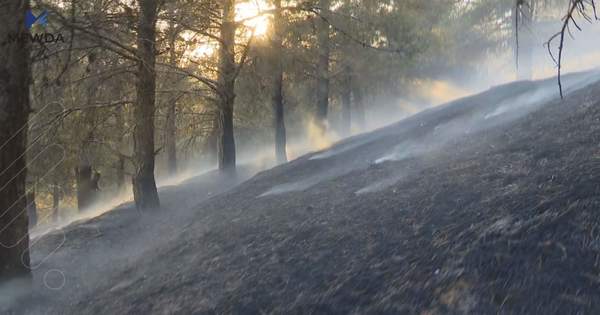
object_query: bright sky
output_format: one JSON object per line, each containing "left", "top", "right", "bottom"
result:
{"left": 236, "top": 0, "right": 272, "bottom": 37}
{"left": 189, "top": 0, "right": 272, "bottom": 60}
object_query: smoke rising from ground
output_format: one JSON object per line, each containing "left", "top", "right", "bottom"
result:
{"left": 42, "top": 21, "right": 600, "bottom": 230}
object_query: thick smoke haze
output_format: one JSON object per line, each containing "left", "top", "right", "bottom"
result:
{"left": 32, "top": 13, "right": 600, "bottom": 239}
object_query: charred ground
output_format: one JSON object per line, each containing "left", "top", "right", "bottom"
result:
{"left": 13, "top": 71, "right": 600, "bottom": 314}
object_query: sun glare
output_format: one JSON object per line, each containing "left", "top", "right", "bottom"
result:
{"left": 236, "top": 1, "right": 272, "bottom": 37}
{"left": 184, "top": 1, "right": 271, "bottom": 62}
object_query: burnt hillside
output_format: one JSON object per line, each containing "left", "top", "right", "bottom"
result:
{"left": 18, "top": 71, "right": 600, "bottom": 314}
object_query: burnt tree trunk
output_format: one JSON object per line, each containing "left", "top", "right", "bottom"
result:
{"left": 0, "top": 0, "right": 31, "bottom": 284}
{"left": 132, "top": 0, "right": 160, "bottom": 210}
{"left": 272, "top": 0, "right": 287, "bottom": 164}
{"left": 340, "top": 65, "right": 352, "bottom": 136}
{"left": 217, "top": 0, "right": 237, "bottom": 173}
{"left": 315, "top": 0, "right": 331, "bottom": 132}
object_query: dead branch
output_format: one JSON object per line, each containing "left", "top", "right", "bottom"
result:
{"left": 546, "top": 0, "right": 598, "bottom": 98}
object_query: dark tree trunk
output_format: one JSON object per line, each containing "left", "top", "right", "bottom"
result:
{"left": 116, "top": 157, "right": 125, "bottom": 190}
{"left": 315, "top": 0, "right": 331, "bottom": 132}
{"left": 115, "top": 106, "right": 127, "bottom": 190}
{"left": 340, "top": 65, "right": 352, "bottom": 136}
{"left": 217, "top": 0, "right": 237, "bottom": 173}
{"left": 26, "top": 191, "right": 37, "bottom": 229}
{"left": 76, "top": 164, "right": 94, "bottom": 211}
{"left": 165, "top": 101, "right": 177, "bottom": 174}
{"left": 76, "top": 46, "right": 106, "bottom": 212}
{"left": 52, "top": 183, "right": 60, "bottom": 222}
{"left": 76, "top": 134, "right": 100, "bottom": 211}
{"left": 217, "top": 104, "right": 236, "bottom": 173}
{"left": 205, "top": 113, "right": 220, "bottom": 165}
{"left": 272, "top": 0, "right": 287, "bottom": 164}
{"left": 353, "top": 82, "right": 366, "bottom": 130}
{"left": 165, "top": 21, "right": 178, "bottom": 175}
{"left": 76, "top": 60, "right": 98, "bottom": 212}
{"left": 132, "top": 0, "right": 160, "bottom": 210}
{"left": 0, "top": 0, "right": 31, "bottom": 284}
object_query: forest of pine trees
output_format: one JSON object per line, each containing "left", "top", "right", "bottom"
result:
{"left": 0, "top": 0, "right": 597, "bottom": 288}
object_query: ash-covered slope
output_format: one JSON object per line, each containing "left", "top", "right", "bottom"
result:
{"left": 25, "top": 71, "right": 600, "bottom": 314}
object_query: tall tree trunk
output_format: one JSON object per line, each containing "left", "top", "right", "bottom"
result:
{"left": 205, "top": 113, "right": 220, "bottom": 166}
{"left": 26, "top": 191, "right": 37, "bottom": 229}
{"left": 165, "top": 20, "right": 178, "bottom": 175}
{"left": 217, "top": 0, "right": 237, "bottom": 173}
{"left": 165, "top": 100, "right": 177, "bottom": 174}
{"left": 76, "top": 145, "right": 94, "bottom": 211}
{"left": 353, "top": 82, "right": 365, "bottom": 131}
{"left": 315, "top": 0, "right": 331, "bottom": 132}
{"left": 217, "top": 105, "right": 236, "bottom": 172}
{"left": 272, "top": 0, "right": 287, "bottom": 164}
{"left": 340, "top": 65, "right": 352, "bottom": 136}
{"left": 115, "top": 106, "right": 126, "bottom": 190}
{"left": 76, "top": 58, "right": 98, "bottom": 212}
{"left": 52, "top": 183, "right": 60, "bottom": 222}
{"left": 0, "top": 0, "right": 31, "bottom": 284}
{"left": 116, "top": 157, "right": 125, "bottom": 190}
{"left": 512, "top": 0, "right": 518, "bottom": 70}
{"left": 132, "top": 0, "right": 160, "bottom": 210}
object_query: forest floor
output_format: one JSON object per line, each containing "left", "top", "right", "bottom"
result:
{"left": 8, "top": 70, "right": 600, "bottom": 314}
